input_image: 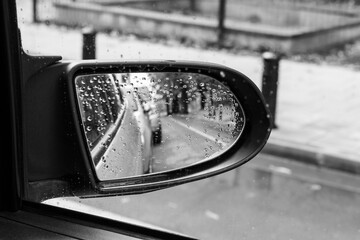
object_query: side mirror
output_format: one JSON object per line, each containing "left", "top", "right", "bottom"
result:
{"left": 23, "top": 58, "right": 271, "bottom": 201}
{"left": 67, "top": 60, "right": 271, "bottom": 196}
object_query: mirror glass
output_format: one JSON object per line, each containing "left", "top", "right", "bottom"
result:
{"left": 75, "top": 72, "right": 245, "bottom": 181}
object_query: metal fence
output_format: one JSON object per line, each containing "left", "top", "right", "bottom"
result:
{"left": 26, "top": 0, "right": 360, "bottom": 130}
{"left": 32, "top": 0, "right": 360, "bottom": 24}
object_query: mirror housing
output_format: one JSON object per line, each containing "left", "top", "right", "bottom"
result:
{"left": 23, "top": 57, "right": 271, "bottom": 201}
{"left": 66, "top": 60, "right": 271, "bottom": 197}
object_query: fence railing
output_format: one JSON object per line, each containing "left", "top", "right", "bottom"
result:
{"left": 31, "top": 0, "right": 360, "bottom": 129}
{"left": 32, "top": 0, "right": 360, "bottom": 31}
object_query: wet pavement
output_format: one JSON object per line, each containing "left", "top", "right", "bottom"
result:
{"left": 152, "top": 114, "right": 236, "bottom": 172}
{"left": 152, "top": 116, "right": 222, "bottom": 172}
{"left": 50, "top": 154, "right": 360, "bottom": 239}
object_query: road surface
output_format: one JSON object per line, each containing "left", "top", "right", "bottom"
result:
{"left": 152, "top": 114, "right": 239, "bottom": 173}
{"left": 50, "top": 152, "right": 360, "bottom": 240}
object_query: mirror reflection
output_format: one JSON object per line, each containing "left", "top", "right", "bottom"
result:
{"left": 75, "top": 72, "right": 245, "bottom": 181}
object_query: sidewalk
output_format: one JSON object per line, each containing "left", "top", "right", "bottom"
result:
{"left": 19, "top": 22, "right": 360, "bottom": 174}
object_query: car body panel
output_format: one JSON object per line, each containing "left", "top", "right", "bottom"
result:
{"left": 136, "top": 86, "right": 163, "bottom": 143}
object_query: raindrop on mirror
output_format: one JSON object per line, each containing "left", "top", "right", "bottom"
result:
{"left": 75, "top": 72, "right": 245, "bottom": 181}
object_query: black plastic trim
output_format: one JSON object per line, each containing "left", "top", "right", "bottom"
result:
{"left": 65, "top": 60, "right": 271, "bottom": 196}
{"left": 22, "top": 201, "right": 198, "bottom": 240}
{"left": 1, "top": 0, "right": 22, "bottom": 211}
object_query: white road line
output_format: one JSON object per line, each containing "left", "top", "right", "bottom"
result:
{"left": 168, "top": 117, "right": 227, "bottom": 147}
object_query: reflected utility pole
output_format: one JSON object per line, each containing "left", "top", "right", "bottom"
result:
{"left": 33, "top": 0, "right": 39, "bottom": 23}
{"left": 218, "top": 0, "right": 227, "bottom": 47}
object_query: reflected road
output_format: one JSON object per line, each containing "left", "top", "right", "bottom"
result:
{"left": 152, "top": 114, "right": 236, "bottom": 173}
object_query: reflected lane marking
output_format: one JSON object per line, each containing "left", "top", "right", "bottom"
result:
{"left": 168, "top": 118, "right": 227, "bottom": 147}
{"left": 269, "top": 165, "right": 292, "bottom": 175}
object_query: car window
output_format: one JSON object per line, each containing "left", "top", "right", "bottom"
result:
{"left": 16, "top": 0, "right": 360, "bottom": 239}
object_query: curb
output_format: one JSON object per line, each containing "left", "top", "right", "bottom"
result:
{"left": 262, "top": 141, "right": 360, "bottom": 175}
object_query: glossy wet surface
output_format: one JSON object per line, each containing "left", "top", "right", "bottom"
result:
{"left": 48, "top": 154, "right": 360, "bottom": 240}
{"left": 152, "top": 114, "right": 237, "bottom": 172}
